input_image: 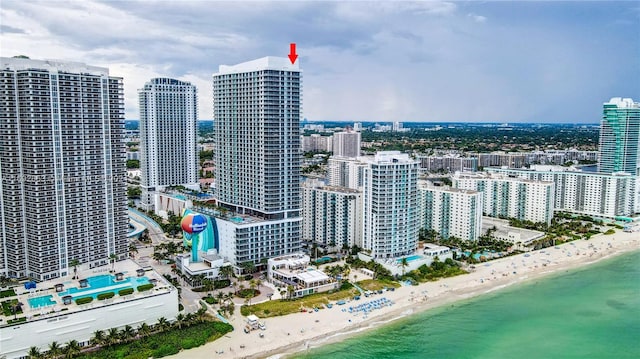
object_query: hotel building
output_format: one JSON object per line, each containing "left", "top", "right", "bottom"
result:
{"left": 212, "top": 57, "right": 302, "bottom": 265}
{"left": 138, "top": 78, "right": 199, "bottom": 213}
{"left": 0, "top": 58, "right": 128, "bottom": 281}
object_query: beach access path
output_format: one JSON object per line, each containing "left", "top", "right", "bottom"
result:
{"left": 168, "top": 229, "right": 640, "bottom": 359}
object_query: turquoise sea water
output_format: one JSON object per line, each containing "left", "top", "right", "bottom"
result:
{"left": 294, "top": 250, "right": 640, "bottom": 359}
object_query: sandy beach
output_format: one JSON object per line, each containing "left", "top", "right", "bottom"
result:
{"left": 169, "top": 230, "right": 640, "bottom": 359}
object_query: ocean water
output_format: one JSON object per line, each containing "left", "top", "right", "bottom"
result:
{"left": 293, "top": 251, "right": 640, "bottom": 359}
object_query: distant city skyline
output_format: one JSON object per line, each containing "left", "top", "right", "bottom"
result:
{"left": 2, "top": 1, "right": 638, "bottom": 123}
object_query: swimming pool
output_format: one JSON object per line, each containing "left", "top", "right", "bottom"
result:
{"left": 397, "top": 255, "right": 422, "bottom": 264}
{"left": 59, "top": 274, "right": 150, "bottom": 300}
{"left": 28, "top": 295, "right": 56, "bottom": 309}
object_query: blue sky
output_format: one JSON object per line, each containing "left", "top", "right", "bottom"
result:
{"left": 1, "top": 1, "right": 638, "bottom": 123}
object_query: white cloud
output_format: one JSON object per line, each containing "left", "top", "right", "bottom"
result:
{"left": 1, "top": 0, "right": 638, "bottom": 123}
{"left": 468, "top": 13, "right": 487, "bottom": 23}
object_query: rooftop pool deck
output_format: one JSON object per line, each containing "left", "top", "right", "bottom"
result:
{"left": 59, "top": 274, "right": 151, "bottom": 300}
{"left": 2, "top": 259, "right": 175, "bottom": 326}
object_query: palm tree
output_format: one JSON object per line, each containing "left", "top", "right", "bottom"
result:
{"left": 120, "top": 325, "right": 135, "bottom": 342}
{"left": 196, "top": 307, "right": 207, "bottom": 322}
{"left": 63, "top": 340, "right": 80, "bottom": 359}
{"left": 107, "top": 327, "right": 120, "bottom": 345}
{"left": 69, "top": 259, "right": 80, "bottom": 280}
{"left": 286, "top": 285, "right": 294, "bottom": 300}
{"left": 27, "top": 346, "right": 41, "bottom": 359}
{"left": 156, "top": 317, "right": 169, "bottom": 332}
{"left": 216, "top": 291, "right": 225, "bottom": 308}
{"left": 256, "top": 278, "right": 263, "bottom": 292}
{"left": 128, "top": 242, "right": 138, "bottom": 258}
{"left": 109, "top": 253, "right": 117, "bottom": 272}
{"left": 47, "top": 342, "right": 62, "bottom": 359}
{"left": 175, "top": 313, "right": 186, "bottom": 329}
{"left": 400, "top": 257, "right": 409, "bottom": 277}
{"left": 219, "top": 265, "right": 234, "bottom": 280}
{"left": 90, "top": 330, "right": 105, "bottom": 347}
{"left": 137, "top": 322, "right": 151, "bottom": 338}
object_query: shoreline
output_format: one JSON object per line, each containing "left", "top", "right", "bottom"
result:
{"left": 168, "top": 230, "right": 640, "bottom": 359}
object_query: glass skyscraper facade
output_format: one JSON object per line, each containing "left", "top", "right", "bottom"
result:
{"left": 598, "top": 97, "right": 640, "bottom": 175}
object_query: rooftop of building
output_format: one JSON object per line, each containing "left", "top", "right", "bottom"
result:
{"left": 605, "top": 97, "right": 638, "bottom": 109}
{"left": 486, "top": 166, "right": 635, "bottom": 178}
{"left": 418, "top": 181, "right": 480, "bottom": 195}
{"left": 215, "top": 56, "right": 300, "bottom": 75}
{"left": 453, "top": 171, "right": 554, "bottom": 184}
{"left": 0, "top": 260, "right": 175, "bottom": 328}
{"left": 1, "top": 57, "right": 109, "bottom": 76}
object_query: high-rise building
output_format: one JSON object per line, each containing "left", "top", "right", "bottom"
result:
{"left": 418, "top": 182, "right": 483, "bottom": 241}
{"left": 327, "top": 156, "right": 366, "bottom": 189}
{"left": 598, "top": 97, "right": 640, "bottom": 175}
{"left": 138, "top": 78, "right": 199, "bottom": 212}
{"left": 361, "top": 152, "right": 419, "bottom": 258}
{"left": 332, "top": 130, "right": 361, "bottom": 157}
{"left": 301, "top": 133, "right": 333, "bottom": 152}
{"left": 212, "top": 57, "right": 302, "bottom": 265}
{"left": 302, "top": 179, "right": 362, "bottom": 249}
{"left": 452, "top": 172, "right": 555, "bottom": 224}
{"left": 0, "top": 58, "right": 127, "bottom": 280}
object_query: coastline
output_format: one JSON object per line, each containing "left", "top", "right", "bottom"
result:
{"left": 168, "top": 230, "right": 640, "bottom": 359}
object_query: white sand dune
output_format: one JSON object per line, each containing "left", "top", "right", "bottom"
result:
{"left": 168, "top": 230, "right": 640, "bottom": 359}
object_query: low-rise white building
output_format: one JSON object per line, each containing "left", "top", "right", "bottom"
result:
{"left": 0, "top": 261, "right": 178, "bottom": 359}
{"left": 267, "top": 253, "right": 336, "bottom": 298}
{"left": 418, "top": 182, "right": 483, "bottom": 241}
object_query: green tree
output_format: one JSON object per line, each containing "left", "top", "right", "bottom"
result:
{"left": 109, "top": 253, "right": 117, "bottom": 272}
{"left": 126, "top": 159, "right": 140, "bottom": 169}
{"left": 120, "top": 325, "right": 135, "bottom": 342}
{"left": 69, "top": 259, "right": 80, "bottom": 280}
{"left": 90, "top": 330, "right": 105, "bottom": 347}
{"left": 219, "top": 265, "right": 234, "bottom": 280}
{"left": 400, "top": 257, "right": 409, "bottom": 277}
{"left": 63, "top": 340, "right": 80, "bottom": 358}
{"left": 127, "top": 186, "right": 142, "bottom": 199}
{"left": 137, "top": 322, "right": 151, "bottom": 338}
{"left": 27, "top": 346, "right": 41, "bottom": 359}
{"left": 107, "top": 327, "right": 120, "bottom": 345}
{"left": 47, "top": 342, "right": 62, "bottom": 359}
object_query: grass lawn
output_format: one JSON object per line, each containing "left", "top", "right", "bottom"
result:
{"left": 357, "top": 279, "right": 401, "bottom": 291}
{"left": 241, "top": 286, "right": 359, "bottom": 318}
{"left": 0, "top": 289, "right": 16, "bottom": 298}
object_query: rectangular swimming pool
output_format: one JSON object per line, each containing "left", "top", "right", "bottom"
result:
{"left": 59, "top": 274, "right": 151, "bottom": 300}
{"left": 28, "top": 295, "right": 56, "bottom": 309}
{"left": 397, "top": 255, "right": 423, "bottom": 264}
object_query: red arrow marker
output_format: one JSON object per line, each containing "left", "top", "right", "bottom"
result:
{"left": 288, "top": 43, "right": 298, "bottom": 64}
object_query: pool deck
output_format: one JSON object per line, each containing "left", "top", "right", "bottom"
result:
{"left": 1, "top": 259, "right": 176, "bottom": 326}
